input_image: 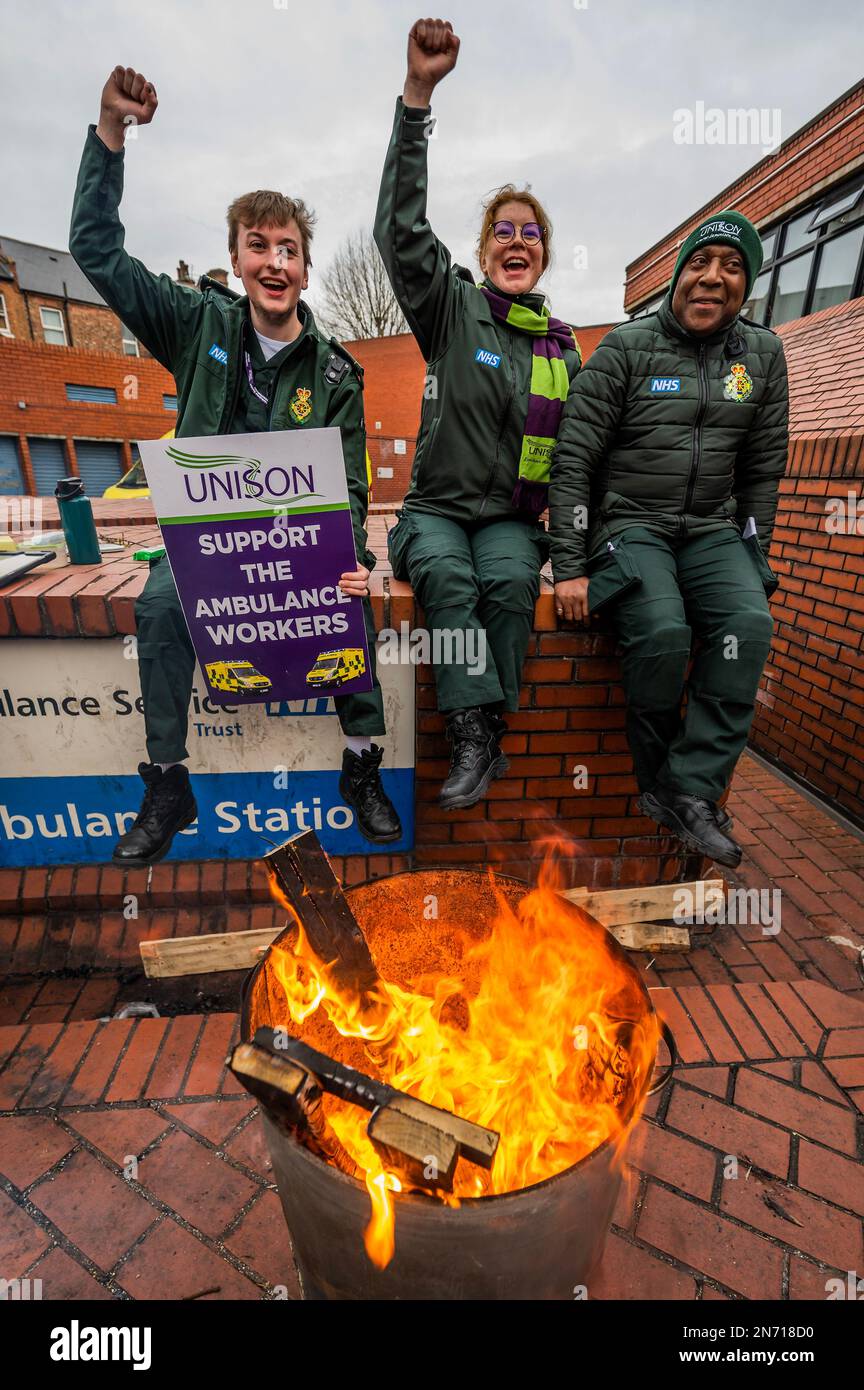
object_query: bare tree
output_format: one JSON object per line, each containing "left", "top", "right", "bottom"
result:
{"left": 316, "top": 231, "right": 408, "bottom": 341}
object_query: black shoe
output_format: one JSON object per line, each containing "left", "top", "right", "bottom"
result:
{"left": 113, "top": 763, "right": 198, "bottom": 866}
{"left": 716, "top": 804, "right": 733, "bottom": 832}
{"left": 339, "top": 745, "right": 402, "bottom": 844}
{"left": 439, "top": 708, "right": 509, "bottom": 811}
{"left": 639, "top": 789, "right": 743, "bottom": 868}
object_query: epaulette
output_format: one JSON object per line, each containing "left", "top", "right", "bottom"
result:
{"left": 197, "top": 274, "right": 240, "bottom": 300}
{"left": 737, "top": 314, "right": 777, "bottom": 336}
{"left": 324, "top": 338, "right": 363, "bottom": 387}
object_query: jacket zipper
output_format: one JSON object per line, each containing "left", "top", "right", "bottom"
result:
{"left": 477, "top": 332, "right": 516, "bottom": 517}
{"left": 683, "top": 343, "right": 708, "bottom": 513}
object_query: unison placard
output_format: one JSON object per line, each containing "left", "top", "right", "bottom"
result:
{"left": 138, "top": 428, "right": 373, "bottom": 705}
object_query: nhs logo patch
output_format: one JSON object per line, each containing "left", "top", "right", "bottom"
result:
{"left": 208, "top": 343, "right": 228, "bottom": 365}
{"left": 650, "top": 377, "right": 681, "bottom": 394}
{"left": 475, "top": 348, "right": 501, "bottom": 368}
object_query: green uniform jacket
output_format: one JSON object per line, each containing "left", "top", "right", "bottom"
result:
{"left": 69, "top": 125, "right": 375, "bottom": 570}
{"left": 374, "top": 99, "right": 582, "bottom": 524}
{"left": 548, "top": 297, "right": 789, "bottom": 580}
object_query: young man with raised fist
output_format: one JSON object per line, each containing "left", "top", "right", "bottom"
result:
{"left": 69, "top": 66, "right": 402, "bottom": 864}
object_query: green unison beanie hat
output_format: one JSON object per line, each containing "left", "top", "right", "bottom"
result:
{"left": 669, "top": 210, "right": 763, "bottom": 300}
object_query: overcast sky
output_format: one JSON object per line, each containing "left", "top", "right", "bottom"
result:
{"left": 1, "top": 0, "right": 860, "bottom": 326}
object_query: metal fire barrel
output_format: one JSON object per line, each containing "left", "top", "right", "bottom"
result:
{"left": 241, "top": 868, "right": 674, "bottom": 1301}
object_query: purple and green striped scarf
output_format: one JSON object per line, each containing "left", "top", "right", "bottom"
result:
{"left": 478, "top": 284, "right": 581, "bottom": 516}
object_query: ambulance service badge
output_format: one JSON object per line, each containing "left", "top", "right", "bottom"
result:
{"left": 289, "top": 387, "right": 313, "bottom": 423}
{"left": 723, "top": 362, "right": 753, "bottom": 403}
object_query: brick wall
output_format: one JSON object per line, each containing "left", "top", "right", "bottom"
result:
{"left": 1, "top": 279, "right": 155, "bottom": 359}
{"left": 0, "top": 337, "right": 178, "bottom": 491}
{"left": 625, "top": 81, "right": 864, "bottom": 311}
{"left": 751, "top": 298, "right": 864, "bottom": 824}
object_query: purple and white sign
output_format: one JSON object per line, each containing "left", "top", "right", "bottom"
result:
{"left": 138, "top": 428, "right": 372, "bottom": 706}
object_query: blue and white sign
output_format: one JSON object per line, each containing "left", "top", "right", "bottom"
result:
{"left": 0, "top": 639, "right": 414, "bottom": 866}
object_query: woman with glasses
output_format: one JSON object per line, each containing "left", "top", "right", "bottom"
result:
{"left": 375, "top": 17, "right": 581, "bottom": 810}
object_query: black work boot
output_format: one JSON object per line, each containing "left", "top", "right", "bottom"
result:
{"left": 339, "top": 744, "right": 402, "bottom": 844}
{"left": 639, "top": 790, "right": 742, "bottom": 868}
{"left": 439, "top": 707, "right": 509, "bottom": 811}
{"left": 113, "top": 763, "right": 198, "bottom": 866}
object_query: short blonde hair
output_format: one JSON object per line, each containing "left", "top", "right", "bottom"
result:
{"left": 227, "top": 191, "right": 316, "bottom": 267}
{"left": 477, "top": 185, "right": 553, "bottom": 272}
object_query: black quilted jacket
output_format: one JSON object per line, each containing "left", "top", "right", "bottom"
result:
{"left": 548, "top": 296, "right": 789, "bottom": 580}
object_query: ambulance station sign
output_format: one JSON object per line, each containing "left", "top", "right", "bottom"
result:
{"left": 0, "top": 640, "right": 414, "bottom": 866}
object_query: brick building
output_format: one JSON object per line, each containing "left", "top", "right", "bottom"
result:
{"left": 624, "top": 80, "right": 864, "bottom": 824}
{"left": 0, "top": 237, "right": 193, "bottom": 496}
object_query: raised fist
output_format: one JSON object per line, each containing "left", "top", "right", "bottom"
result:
{"left": 404, "top": 19, "right": 460, "bottom": 105}
{"left": 96, "top": 67, "right": 158, "bottom": 150}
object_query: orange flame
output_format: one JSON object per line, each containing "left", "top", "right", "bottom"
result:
{"left": 265, "top": 857, "right": 659, "bottom": 1269}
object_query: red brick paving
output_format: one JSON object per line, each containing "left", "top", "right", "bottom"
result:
{"left": 0, "top": 976, "right": 860, "bottom": 1301}
{"left": 0, "top": 751, "right": 863, "bottom": 1299}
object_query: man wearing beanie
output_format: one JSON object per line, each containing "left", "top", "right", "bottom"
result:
{"left": 549, "top": 209, "right": 788, "bottom": 867}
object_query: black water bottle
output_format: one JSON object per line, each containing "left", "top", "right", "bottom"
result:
{"left": 55, "top": 477, "right": 102, "bottom": 565}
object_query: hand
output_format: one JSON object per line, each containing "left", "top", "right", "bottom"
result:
{"left": 555, "top": 578, "right": 590, "bottom": 625}
{"left": 96, "top": 66, "right": 158, "bottom": 151}
{"left": 403, "top": 18, "right": 460, "bottom": 107}
{"left": 338, "top": 565, "right": 370, "bottom": 598}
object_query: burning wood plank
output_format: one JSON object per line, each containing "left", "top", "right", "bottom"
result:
{"left": 229, "top": 1039, "right": 360, "bottom": 1179}
{"left": 265, "top": 831, "right": 379, "bottom": 995}
{"left": 233, "top": 1026, "right": 499, "bottom": 1194}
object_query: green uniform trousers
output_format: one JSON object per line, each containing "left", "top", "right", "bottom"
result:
{"left": 388, "top": 511, "right": 545, "bottom": 713}
{"left": 607, "top": 525, "right": 773, "bottom": 801}
{"left": 134, "top": 557, "right": 385, "bottom": 764}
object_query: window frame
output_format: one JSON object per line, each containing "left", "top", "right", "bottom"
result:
{"left": 748, "top": 174, "right": 864, "bottom": 328}
{"left": 121, "top": 325, "right": 140, "bottom": 357}
{"left": 0, "top": 292, "right": 11, "bottom": 337}
{"left": 39, "top": 304, "right": 67, "bottom": 346}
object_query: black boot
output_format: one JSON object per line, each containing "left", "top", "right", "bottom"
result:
{"left": 439, "top": 708, "right": 508, "bottom": 810}
{"left": 639, "top": 789, "right": 742, "bottom": 868}
{"left": 339, "top": 745, "right": 402, "bottom": 844}
{"left": 113, "top": 763, "right": 198, "bottom": 866}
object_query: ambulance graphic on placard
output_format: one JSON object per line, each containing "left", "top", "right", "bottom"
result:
{"left": 305, "top": 648, "right": 366, "bottom": 688}
{"left": 205, "top": 660, "right": 273, "bottom": 696}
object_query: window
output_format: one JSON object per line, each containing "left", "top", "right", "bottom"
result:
{"left": 65, "top": 383, "right": 118, "bottom": 404}
{"left": 162, "top": 393, "right": 178, "bottom": 411}
{"left": 772, "top": 252, "right": 814, "bottom": 326}
{"left": 121, "top": 325, "right": 139, "bottom": 356}
{"left": 39, "top": 305, "right": 67, "bottom": 346}
{"left": 742, "top": 269, "right": 772, "bottom": 325}
{"left": 811, "top": 224, "right": 864, "bottom": 315}
{"left": 732, "top": 173, "right": 864, "bottom": 328}
{"left": 780, "top": 210, "right": 818, "bottom": 258}
{"left": 0, "top": 292, "right": 11, "bottom": 337}
{"left": 760, "top": 230, "right": 777, "bottom": 265}
{"left": 808, "top": 182, "right": 864, "bottom": 232}
{"left": 630, "top": 293, "right": 665, "bottom": 320}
